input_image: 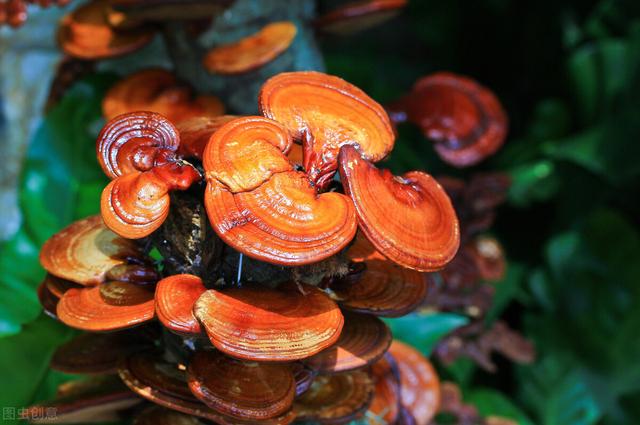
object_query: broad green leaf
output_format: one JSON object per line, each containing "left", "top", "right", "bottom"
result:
{"left": 385, "top": 312, "right": 469, "bottom": 356}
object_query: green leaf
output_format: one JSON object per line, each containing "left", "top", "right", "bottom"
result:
{"left": 384, "top": 312, "right": 469, "bottom": 356}
{"left": 467, "top": 388, "right": 536, "bottom": 425}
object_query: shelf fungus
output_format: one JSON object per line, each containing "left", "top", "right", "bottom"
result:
{"left": 339, "top": 145, "right": 460, "bottom": 271}
{"left": 187, "top": 350, "right": 296, "bottom": 420}
{"left": 259, "top": 71, "right": 395, "bottom": 188}
{"left": 388, "top": 72, "right": 508, "bottom": 167}
{"left": 203, "top": 21, "right": 298, "bottom": 75}
{"left": 305, "top": 311, "right": 392, "bottom": 374}
{"left": 103, "top": 69, "right": 225, "bottom": 122}
{"left": 368, "top": 355, "right": 401, "bottom": 424}
{"left": 194, "top": 283, "right": 344, "bottom": 361}
{"left": 58, "top": 0, "right": 154, "bottom": 60}
{"left": 388, "top": 340, "right": 441, "bottom": 425}
{"left": 203, "top": 116, "right": 357, "bottom": 265}
{"left": 39, "top": 215, "right": 146, "bottom": 286}
{"left": 155, "top": 274, "right": 206, "bottom": 336}
{"left": 177, "top": 115, "right": 238, "bottom": 160}
{"left": 293, "top": 371, "right": 374, "bottom": 424}
{"left": 98, "top": 112, "right": 201, "bottom": 238}
{"left": 315, "top": 0, "right": 408, "bottom": 35}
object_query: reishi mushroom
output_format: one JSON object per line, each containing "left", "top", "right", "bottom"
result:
{"left": 102, "top": 69, "right": 225, "bottom": 122}
{"left": 177, "top": 115, "right": 238, "bottom": 160}
{"left": 155, "top": 274, "right": 206, "bottom": 335}
{"left": 339, "top": 145, "right": 460, "bottom": 271}
{"left": 315, "top": 0, "right": 408, "bottom": 35}
{"left": 388, "top": 72, "right": 508, "bottom": 167}
{"left": 193, "top": 283, "right": 344, "bottom": 361}
{"left": 58, "top": 0, "right": 154, "bottom": 60}
{"left": 203, "top": 21, "right": 298, "bottom": 75}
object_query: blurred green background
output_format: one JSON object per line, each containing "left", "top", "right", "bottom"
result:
{"left": 1, "top": 0, "right": 640, "bottom": 424}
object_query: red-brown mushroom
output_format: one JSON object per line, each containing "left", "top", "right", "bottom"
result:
{"left": 315, "top": 0, "right": 407, "bottom": 35}
{"left": 102, "top": 69, "right": 225, "bottom": 122}
{"left": 388, "top": 340, "right": 440, "bottom": 425}
{"left": 293, "top": 371, "right": 374, "bottom": 424}
{"left": 43, "top": 273, "right": 82, "bottom": 298}
{"left": 177, "top": 115, "right": 238, "bottom": 160}
{"left": 37, "top": 280, "right": 60, "bottom": 320}
{"left": 203, "top": 116, "right": 357, "bottom": 266}
{"left": 368, "top": 355, "right": 401, "bottom": 424}
{"left": 56, "top": 281, "right": 155, "bottom": 331}
{"left": 259, "top": 71, "right": 394, "bottom": 188}
{"left": 194, "top": 283, "right": 344, "bottom": 361}
{"left": 58, "top": 0, "right": 154, "bottom": 60}
{"left": 388, "top": 72, "right": 508, "bottom": 167}
{"left": 305, "top": 312, "right": 392, "bottom": 374}
{"left": 39, "top": 215, "right": 145, "bottom": 286}
{"left": 187, "top": 350, "right": 295, "bottom": 420}
{"left": 155, "top": 274, "right": 206, "bottom": 335}
{"left": 469, "top": 235, "right": 506, "bottom": 281}
{"left": 339, "top": 145, "right": 460, "bottom": 271}
{"left": 203, "top": 22, "right": 298, "bottom": 75}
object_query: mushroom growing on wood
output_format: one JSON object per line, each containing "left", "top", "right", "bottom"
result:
{"left": 58, "top": 0, "right": 154, "bottom": 60}
{"left": 259, "top": 71, "right": 394, "bottom": 188}
{"left": 194, "top": 283, "right": 344, "bottom": 361}
{"left": 155, "top": 274, "right": 206, "bottom": 335}
{"left": 204, "top": 21, "right": 298, "bottom": 75}
{"left": 388, "top": 72, "right": 508, "bottom": 167}
{"left": 177, "top": 115, "right": 238, "bottom": 160}
{"left": 203, "top": 116, "right": 357, "bottom": 265}
{"left": 315, "top": 0, "right": 407, "bottom": 35}
{"left": 339, "top": 145, "right": 460, "bottom": 271}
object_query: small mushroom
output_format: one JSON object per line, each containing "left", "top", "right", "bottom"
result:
{"left": 51, "top": 331, "right": 151, "bottom": 374}
{"left": 203, "top": 116, "right": 357, "bottom": 266}
{"left": 57, "top": 0, "right": 154, "bottom": 60}
{"left": 194, "top": 283, "right": 344, "bottom": 361}
{"left": 259, "top": 71, "right": 394, "bottom": 188}
{"left": 367, "top": 355, "right": 401, "bottom": 424}
{"left": 389, "top": 72, "right": 508, "bottom": 167}
{"left": 293, "top": 371, "right": 374, "bottom": 424}
{"left": 102, "top": 69, "right": 225, "bottom": 122}
{"left": 39, "top": 215, "right": 145, "bottom": 286}
{"left": 339, "top": 145, "right": 460, "bottom": 271}
{"left": 305, "top": 312, "right": 392, "bottom": 374}
{"left": 187, "top": 350, "right": 295, "bottom": 420}
{"left": 469, "top": 235, "right": 506, "bottom": 281}
{"left": 155, "top": 274, "right": 206, "bottom": 335}
{"left": 315, "top": 0, "right": 407, "bottom": 35}
{"left": 177, "top": 115, "right": 238, "bottom": 160}
{"left": 388, "top": 340, "right": 440, "bottom": 425}
{"left": 203, "top": 21, "right": 298, "bottom": 75}
{"left": 56, "top": 282, "right": 155, "bottom": 331}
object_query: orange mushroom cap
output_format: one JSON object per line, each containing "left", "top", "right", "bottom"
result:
{"left": 102, "top": 69, "right": 225, "bottom": 122}
{"left": 390, "top": 72, "right": 508, "bottom": 167}
{"left": 293, "top": 371, "right": 374, "bottom": 424}
{"left": 203, "top": 116, "right": 357, "bottom": 266}
{"left": 388, "top": 340, "right": 440, "bottom": 425}
{"left": 58, "top": 0, "right": 154, "bottom": 60}
{"left": 97, "top": 111, "right": 181, "bottom": 180}
{"left": 203, "top": 21, "right": 297, "bottom": 75}
{"left": 43, "top": 273, "right": 82, "bottom": 298}
{"left": 368, "top": 355, "right": 401, "bottom": 424}
{"left": 187, "top": 350, "right": 295, "bottom": 420}
{"left": 56, "top": 282, "right": 155, "bottom": 331}
{"left": 194, "top": 283, "right": 344, "bottom": 361}
{"left": 176, "top": 115, "right": 238, "bottom": 160}
{"left": 39, "top": 215, "right": 145, "bottom": 286}
{"left": 339, "top": 145, "right": 460, "bottom": 271}
{"left": 305, "top": 311, "right": 391, "bottom": 374}
{"left": 315, "top": 0, "right": 407, "bottom": 35}
{"left": 154, "top": 274, "right": 206, "bottom": 335}
{"left": 259, "top": 71, "right": 394, "bottom": 188}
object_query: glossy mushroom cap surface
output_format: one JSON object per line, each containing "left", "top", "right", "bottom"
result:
{"left": 155, "top": 274, "right": 206, "bottom": 335}
{"left": 339, "top": 145, "right": 460, "bottom": 271}
{"left": 294, "top": 371, "right": 374, "bottom": 424}
{"left": 39, "top": 215, "right": 144, "bottom": 286}
{"left": 194, "top": 284, "right": 344, "bottom": 361}
{"left": 177, "top": 115, "right": 238, "bottom": 160}
{"left": 391, "top": 72, "right": 508, "bottom": 167}
{"left": 188, "top": 350, "right": 295, "bottom": 420}
{"left": 259, "top": 71, "right": 394, "bottom": 188}
{"left": 102, "top": 69, "right": 225, "bottom": 122}
{"left": 316, "top": 0, "right": 407, "bottom": 35}
{"left": 56, "top": 281, "right": 155, "bottom": 331}
{"left": 204, "top": 21, "right": 297, "bottom": 75}
{"left": 388, "top": 340, "right": 440, "bottom": 425}
{"left": 58, "top": 0, "right": 153, "bottom": 60}
{"left": 305, "top": 312, "right": 392, "bottom": 374}
{"left": 203, "top": 116, "right": 357, "bottom": 266}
